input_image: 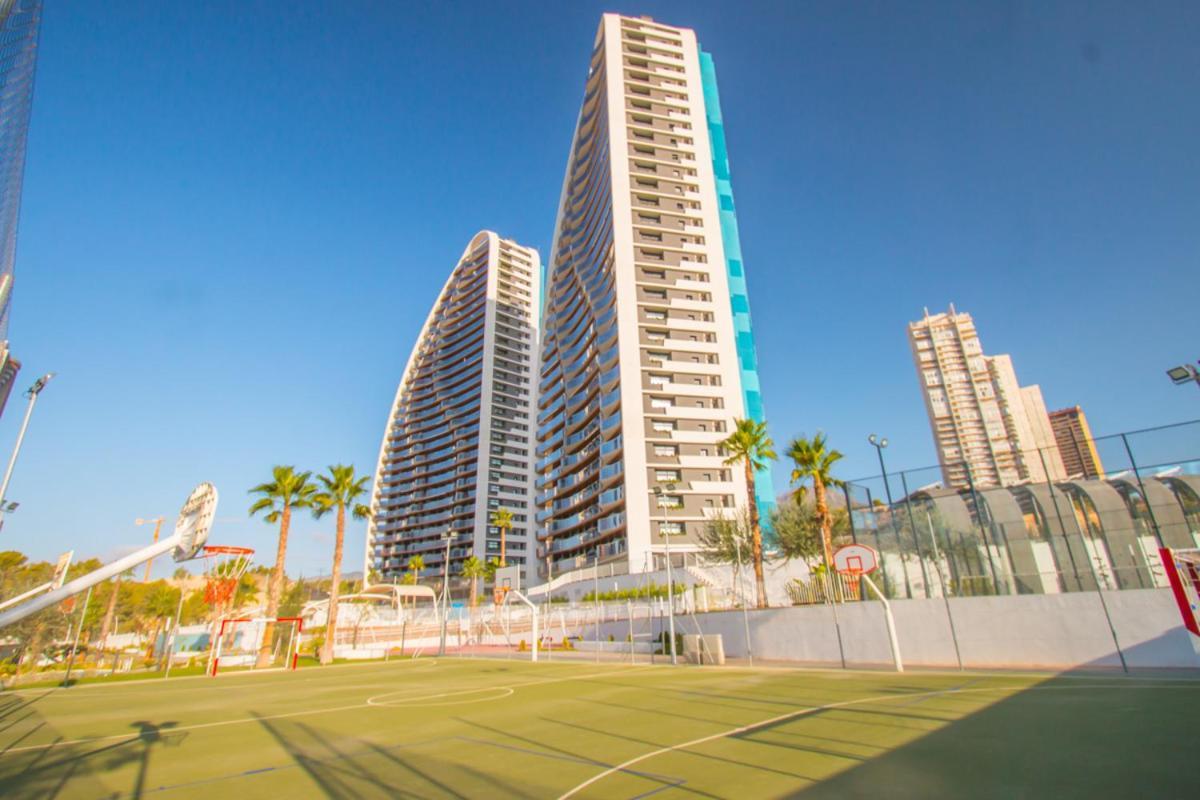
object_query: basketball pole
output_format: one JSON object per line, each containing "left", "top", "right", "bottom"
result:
{"left": 0, "top": 535, "right": 181, "bottom": 630}
{"left": 860, "top": 573, "right": 903, "bottom": 672}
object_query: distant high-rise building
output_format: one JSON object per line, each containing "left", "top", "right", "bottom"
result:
{"left": 535, "top": 14, "right": 771, "bottom": 579}
{"left": 1049, "top": 406, "right": 1105, "bottom": 479}
{"left": 0, "top": 0, "right": 43, "bottom": 417}
{"left": 908, "top": 306, "right": 1064, "bottom": 489}
{"left": 366, "top": 232, "right": 541, "bottom": 589}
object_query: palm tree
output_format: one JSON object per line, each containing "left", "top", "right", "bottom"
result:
{"left": 312, "top": 465, "right": 371, "bottom": 666}
{"left": 788, "top": 433, "right": 845, "bottom": 574}
{"left": 719, "top": 418, "right": 776, "bottom": 608}
{"left": 490, "top": 507, "right": 514, "bottom": 566}
{"left": 461, "top": 556, "right": 486, "bottom": 608}
{"left": 249, "top": 466, "right": 316, "bottom": 668}
{"left": 406, "top": 554, "right": 425, "bottom": 582}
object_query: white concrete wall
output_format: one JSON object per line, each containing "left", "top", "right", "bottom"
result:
{"left": 591, "top": 588, "right": 1200, "bottom": 670}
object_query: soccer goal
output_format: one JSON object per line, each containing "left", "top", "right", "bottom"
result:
{"left": 1161, "top": 547, "right": 1200, "bottom": 655}
{"left": 209, "top": 617, "right": 303, "bottom": 676}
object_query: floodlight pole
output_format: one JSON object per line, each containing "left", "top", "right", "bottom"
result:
{"left": 0, "top": 372, "right": 55, "bottom": 534}
{"left": 867, "top": 434, "right": 893, "bottom": 507}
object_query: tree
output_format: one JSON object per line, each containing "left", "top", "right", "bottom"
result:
{"left": 140, "top": 582, "right": 180, "bottom": 666}
{"left": 312, "top": 464, "right": 371, "bottom": 666}
{"left": 699, "top": 508, "right": 756, "bottom": 607}
{"left": 461, "top": 556, "right": 486, "bottom": 607}
{"left": 490, "top": 507, "right": 514, "bottom": 566}
{"left": 248, "top": 466, "right": 316, "bottom": 668}
{"left": 98, "top": 568, "right": 134, "bottom": 650}
{"left": 771, "top": 501, "right": 850, "bottom": 566}
{"left": 788, "top": 433, "right": 845, "bottom": 573}
{"left": 406, "top": 555, "right": 425, "bottom": 583}
{"left": 718, "top": 418, "right": 776, "bottom": 609}
{"left": 698, "top": 507, "right": 754, "bottom": 565}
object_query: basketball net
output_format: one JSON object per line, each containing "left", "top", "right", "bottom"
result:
{"left": 843, "top": 569, "right": 863, "bottom": 600}
{"left": 199, "top": 546, "right": 254, "bottom": 614}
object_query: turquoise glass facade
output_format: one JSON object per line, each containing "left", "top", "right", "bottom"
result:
{"left": 699, "top": 50, "right": 776, "bottom": 523}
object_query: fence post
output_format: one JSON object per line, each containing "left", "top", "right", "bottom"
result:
{"left": 1037, "top": 446, "right": 1085, "bottom": 591}
{"left": 1120, "top": 433, "right": 1165, "bottom": 547}
{"left": 963, "top": 466, "right": 1003, "bottom": 594}
{"left": 899, "top": 471, "right": 932, "bottom": 598}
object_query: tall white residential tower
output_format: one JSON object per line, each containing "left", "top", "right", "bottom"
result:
{"left": 367, "top": 232, "right": 541, "bottom": 589}
{"left": 536, "top": 14, "right": 773, "bottom": 581}
{"left": 909, "top": 306, "right": 1065, "bottom": 490}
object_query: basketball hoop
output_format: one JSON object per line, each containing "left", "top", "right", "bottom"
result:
{"left": 833, "top": 544, "right": 880, "bottom": 599}
{"left": 199, "top": 546, "right": 254, "bottom": 610}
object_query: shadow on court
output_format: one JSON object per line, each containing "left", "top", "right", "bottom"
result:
{"left": 252, "top": 713, "right": 531, "bottom": 799}
{"left": 0, "top": 713, "right": 185, "bottom": 800}
{"left": 786, "top": 671, "right": 1197, "bottom": 799}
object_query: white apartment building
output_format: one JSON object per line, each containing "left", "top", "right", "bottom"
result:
{"left": 367, "top": 231, "right": 541, "bottom": 589}
{"left": 909, "top": 306, "right": 1065, "bottom": 490}
{"left": 536, "top": 14, "right": 770, "bottom": 580}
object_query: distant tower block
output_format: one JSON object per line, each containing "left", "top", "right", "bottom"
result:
{"left": 908, "top": 307, "right": 1065, "bottom": 490}
{"left": 366, "top": 232, "right": 542, "bottom": 590}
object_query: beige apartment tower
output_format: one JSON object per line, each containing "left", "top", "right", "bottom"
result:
{"left": 1049, "top": 406, "right": 1105, "bottom": 479}
{"left": 536, "top": 14, "right": 770, "bottom": 580}
{"left": 909, "top": 306, "right": 1065, "bottom": 489}
{"left": 366, "top": 232, "right": 541, "bottom": 589}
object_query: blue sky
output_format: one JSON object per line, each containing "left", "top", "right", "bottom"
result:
{"left": 3, "top": 1, "right": 1198, "bottom": 576}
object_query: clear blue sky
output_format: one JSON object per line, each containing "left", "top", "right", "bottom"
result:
{"left": 4, "top": 1, "right": 1198, "bottom": 576}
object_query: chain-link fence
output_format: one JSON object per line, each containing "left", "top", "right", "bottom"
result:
{"left": 841, "top": 419, "right": 1200, "bottom": 600}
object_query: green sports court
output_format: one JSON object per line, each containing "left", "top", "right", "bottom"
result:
{"left": 1, "top": 657, "right": 1195, "bottom": 799}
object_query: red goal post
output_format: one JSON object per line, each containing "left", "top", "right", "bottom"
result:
{"left": 209, "top": 616, "right": 303, "bottom": 676}
{"left": 1160, "top": 548, "right": 1200, "bottom": 651}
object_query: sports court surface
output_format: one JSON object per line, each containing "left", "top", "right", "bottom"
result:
{"left": 1, "top": 657, "right": 1195, "bottom": 799}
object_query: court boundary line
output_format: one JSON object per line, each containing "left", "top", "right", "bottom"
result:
{"left": 556, "top": 681, "right": 1200, "bottom": 798}
{"left": 0, "top": 664, "right": 658, "bottom": 756}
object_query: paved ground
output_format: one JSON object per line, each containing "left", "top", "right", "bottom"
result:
{"left": 0, "top": 657, "right": 1196, "bottom": 798}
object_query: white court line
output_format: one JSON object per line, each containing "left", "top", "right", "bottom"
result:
{"left": 368, "top": 686, "right": 516, "bottom": 707}
{"left": 556, "top": 681, "right": 1200, "bottom": 799}
{"left": 1, "top": 655, "right": 444, "bottom": 697}
{"left": 0, "top": 663, "right": 655, "bottom": 756}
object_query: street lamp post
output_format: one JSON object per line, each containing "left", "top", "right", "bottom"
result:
{"left": 867, "top": 434, "right": 894, "bottom": 507}
{"left": 437, "top": 529, "right": 452, "bottom": 656}
{"left": 653, "top": 484, "right": 679, "bottom": 666}
{"left": 0, "top": 372, "right": 55, "bottom": 534}
{"left": 1165, "top": 362, "right": 1200, "bottom": 391}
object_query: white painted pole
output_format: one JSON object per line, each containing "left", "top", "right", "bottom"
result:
{"left": 0, "top": 378, "right": 51, "bottom": 533}
{"left": 164, "top": 589, "right": 186, "bottom": 679}
{"left": 0, "top": 534, "right": 181, "bottom": 629}
{"left": 861, "top": 573, "right": 903, "bottom": 672}
{"left": 62, "top": 586, "right": 92, "bottom": 685}
{"left": 0, "top": 579, "right": 53, "bottom": 612}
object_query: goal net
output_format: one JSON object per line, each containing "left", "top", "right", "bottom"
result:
{"left": 209, "top": 617, "right": 302, "bottom": 676}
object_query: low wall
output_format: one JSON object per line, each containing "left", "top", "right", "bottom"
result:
{"left": 593, "top": 588, "right": 1199, "bottom": 671}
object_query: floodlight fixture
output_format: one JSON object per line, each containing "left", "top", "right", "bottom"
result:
{"left": 1166, "top": 364, "right": 1199, "bottom": 388}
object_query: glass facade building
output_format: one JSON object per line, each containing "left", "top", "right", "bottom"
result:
{"left": 0, "top": 0, "right": 43, "bottom": 416}
{"left": 535, "top": 15, "right": 769, "bottom": 580}
{"left": 366, "top": 232, "right": 541, "bottom": 589}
